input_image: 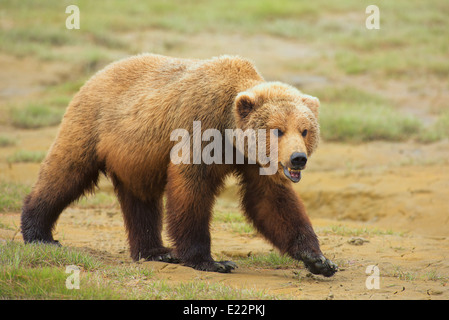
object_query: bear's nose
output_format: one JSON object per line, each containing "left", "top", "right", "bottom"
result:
{"left": 290, "top": 152, "right": 307, "bottom": 168}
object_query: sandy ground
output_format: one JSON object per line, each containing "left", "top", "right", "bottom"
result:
{"left": 1, "top": 128, "right": 448, "bottom": 300}
{"left": 0, "top": 32, "right": 448, "bottom": 300}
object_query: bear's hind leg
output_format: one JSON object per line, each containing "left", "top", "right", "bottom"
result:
{"left": 21, "top": 152, "right": 100, "bottom": 244}
{"left": 114, "top": 181, "right": 174, "bottom": 262}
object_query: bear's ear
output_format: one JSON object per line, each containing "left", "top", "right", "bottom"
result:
{"left": 301, "top": 94, "right": 320, "bottom": 118}
{"left": 235, "top": 92, "right": 257, "bottom": 119}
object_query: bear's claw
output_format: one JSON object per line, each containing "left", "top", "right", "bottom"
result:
{"left": 301, "top": 254, "right": 338, "bottom": 277}
{"left": 214, "top": 261, "right": 238, "bottom": 273}
{"left": 152, "top": 252, "right": 181, "bottom": 264}
{"left": 191, "top": 260, "right": 238, "bottom": 273}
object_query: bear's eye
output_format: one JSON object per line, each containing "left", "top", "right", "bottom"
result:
{"left": 301, "top": 129, "right": 308, "bottom": 137}
{"left": 273, "top": 129, "right": 284, "bottom": 137}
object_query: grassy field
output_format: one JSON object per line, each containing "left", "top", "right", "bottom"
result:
{"left": 1, "top": 0, "right": 448, "bottom": 143}
{"left": 1, "top": 0, "right": 448, "bottom": 300}
{"left": 0, "top": 182, "right": 31, "bottom": 213}
{"left": 0, "top": 240, "right": 287, "bottom": 299}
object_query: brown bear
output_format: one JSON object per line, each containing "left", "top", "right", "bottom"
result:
{"left": 21, "top": 54, "right": 337, "bottom": 277}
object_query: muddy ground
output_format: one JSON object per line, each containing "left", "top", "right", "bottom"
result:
{"left": 0, "top": 32, "right": 448, "bottom": 300}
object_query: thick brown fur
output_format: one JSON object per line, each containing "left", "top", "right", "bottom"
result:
{"left": 21, "top": 54, "right": 337, "bottom": 276}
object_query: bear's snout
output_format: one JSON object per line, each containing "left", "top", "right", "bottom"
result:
{"left": 290, "top": 152, "right": 307, "bottom": 169}
{"left": 280, "top": 152, "right": 308, "bottom": 183}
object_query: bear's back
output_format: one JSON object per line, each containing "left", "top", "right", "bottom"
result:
{"left": 74, "top": 54, "right": 262, "bottom": 114}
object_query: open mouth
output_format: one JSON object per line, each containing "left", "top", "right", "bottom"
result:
{"left": 281, "top": 164, "right": 302, "bottom": 183}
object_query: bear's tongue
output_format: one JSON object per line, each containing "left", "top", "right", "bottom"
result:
{"left": 284, "top": 167, "right": 301, "bottom": 183}
{"left": 289, "top": 168, "right": 301, "bottom": 180}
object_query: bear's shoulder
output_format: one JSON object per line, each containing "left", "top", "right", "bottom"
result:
{"left": 187, "top": 55, "right": 264, "bottom": 90}
{"left": 207, "top": 55, "right": 259, "bottom": 74}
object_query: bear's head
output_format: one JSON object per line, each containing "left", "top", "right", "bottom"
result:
{"left": 234, "top": 82, "right": 320, "bottom": 183}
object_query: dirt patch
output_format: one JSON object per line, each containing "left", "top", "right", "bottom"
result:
{"left": 1, "top": 205, "right": 448, "bottom": 300}
{"left": 297, "top": 141, "right": 449, "bottom": 237}
{"left": 0, "top": 54, "right": 74, "bottom": 102}
{"left": 1, "top": 133, "right": 448, "bottom": 299}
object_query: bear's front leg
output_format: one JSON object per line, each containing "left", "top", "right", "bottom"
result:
{"left": 165, "top": 164, "right": 237, "bottom": 273}
{"left": 239, "top": 166, "right": 338, "bottom": 277}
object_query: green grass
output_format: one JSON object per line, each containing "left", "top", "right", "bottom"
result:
{"left": 433, "top": 112, "right": 449, "bottom": 138}
{"left": 213, "top": 210, "right": 256, "bottom": 236}
{"left": 0, "top": 181, "right": 31, "bottom": 212}
{"left": 418, "top": 112, "right": 449, "bottom": 143}
{"left": 9, "top": 104, "right": 65, "bottom": 129}
{"left": 236, "top": 252, "right": 301, "bottom": 270}
{"left": 313, "top": 86, "right": 423, "bottom": 143}
{"left": 0, "top": 241, "right": 103, "bottom": 270}
{"left": 1, "top": 0, "right": 448, "bottom": 80}
{"left": 1, "top": 1, "right": 448, "bottom": 143}
{"left": 0, "top": 267, "right": 122, "bottom": 300}
{"left": 140, "top": 280, "right": 277, "bottom": 300}
{"left": 312, "top": 86, "right": 388, "bottom": 106}
{"left": 0, "top": 135, "right": 16, "bottom": 147}
{"left": 74, "top": 191, "right": 118, "bottom": 209}
{"left": 6, "top": 150, "right": 47, "bottom": 164}
{"left": 318, "top": 224, "right": 398, "bottom": 237}
{"left": 0, "top": 241, "right": 278, "bottom": 299}
{"left": 0, "top": 241, "right": 120, "bottom": 299}
{"left": 386, "top": 265, "right": 448, "bottom": 284}
{"left": 320, "top": 102, "right": 422, "bottom": 143}
{"left": 3, "top": 81, "right": 81, "bottom": 130}
{"left": 311, "top": 86, "right": 449, "bottom": 143}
